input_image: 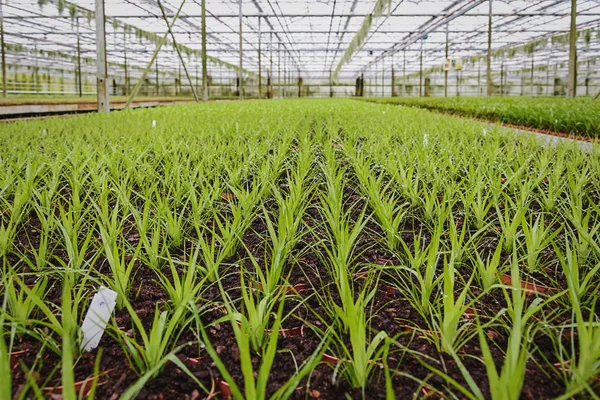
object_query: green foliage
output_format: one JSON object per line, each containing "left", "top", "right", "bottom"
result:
{"left": 364, "top": 97, "right": 600, "bottom": 137}
{"left": 1, "top": 99, "right": 599, "bottom": 398}
{"left": 332, "top": 0, "right": 392, "bottom": 80}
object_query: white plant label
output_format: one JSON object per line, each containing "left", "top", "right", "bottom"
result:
{"left": 152, "top": 120, "right": 157, "bottom": 128}
{"left": 423, "top": 133, "right": 429, "bottom": 146}
{"left": 80, "top": 287, "right": 117, "bottom": 352}
{"left": 483, "top": 128, "right": 487, "bottom": 136}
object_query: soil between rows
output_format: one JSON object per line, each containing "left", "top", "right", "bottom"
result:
{"left": 7, "top": 177, "right": 588, "bottom": 400}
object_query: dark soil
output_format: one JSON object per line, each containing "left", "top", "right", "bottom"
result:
{"left": 6, "top": 157, "right": 598, "bottom": 400}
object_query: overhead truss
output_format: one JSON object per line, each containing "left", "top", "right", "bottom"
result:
{"left": 1, "top": 0, "right": 599, "bottom": 88}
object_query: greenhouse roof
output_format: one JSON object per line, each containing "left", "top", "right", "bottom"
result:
{"left": 2, "top": 0, "right": 600, "bottom": 83}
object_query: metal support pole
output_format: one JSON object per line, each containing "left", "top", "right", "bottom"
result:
{"left": 360, "top": 73, "right": 364, "bottom": 96}
{"left": 419, "top": 40, "right": 423, "bottom": 97}
{"left": 546, "top": 61, "right": 550, "bottom": 96}
{"left": 530, "top": 52, "right": 534, "bottom": 97}
{"left": 201, "top": 0, "right": 208, "bottom": 102}
{"left": 585, "top": 60, "right": 589, "bottom": 96}
{"left": 378, "top": 62, "right": 381, "bottom": 97}
{"left": 258, "top": 17, "right": 262, "bottom": 98}
{"left": 500, "top": 62, "right": 504, "bottom": 96}
{"left": 77, "top": 17, "right": 83, "bottom": 97}
{"left": 456, "top": 69, "right": 459, "bottom": 97}
{"left": 269, "top": 32, "right": 273, "bottom": 98}
{"left": 381, "top": 60, "right": 384, "bottom": 97}
{"left": 125, "top": 0, "right": 187, "bottom": 108}
{"left": 567, "top": 0, "right": 577, "bottom": 98}
{"left": 34, "top": 42, "right": 39, "bottom": 94}
{"left": 123, "top": 32, "right": 128, "bottom": 96}
{"left": 0, "top": 0, "right": 6, "bottom": 97}
{"left": 553, "top": 64, "right": 557, "bottom": 95}
{"left": 286, "top": 53, "right": 289, "bottom": 97}
{"left": 402, "top": 50, "right": 406, "bottom": 96}
{"left": 477, "top": 59, "right": 481, "bottom": 95}
{"left": 521, "top": 75, "right": 524, "bottom": 96}
{"left": 377, "top": 65, "right": 380, "bottom": 97}
{"left": 284, "top": 52, "right": 287, "bottom": 97}
{"left": 486, "top": 0, "right": 492, "bottom": 96}
{"left": 95, "top": 0, "right": 110, "bottom": 112}
{"left": 376, "top": 61, "right": 379, "bottom": 97}
{"left": 277, "top": 41, "right": 280, "bottom": 98}
{"left": 444, "top": 23, "right": 449, "bottom": 97}
{"left": 391, "top": 58, "right": 396, "bottom": 97}
{"left": 238, "top": 0, "right": 243, "bottom": 100}
{"left": 157, "top": 0, "right": 198, "bottom": 101}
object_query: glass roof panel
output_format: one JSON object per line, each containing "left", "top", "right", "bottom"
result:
{"left": 2, "top": 0, "right": 599, "bottom": 84}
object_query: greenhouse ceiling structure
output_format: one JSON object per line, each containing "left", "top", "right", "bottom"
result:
{"left": 0, "top": 0, "right": 598, "bottom": 103}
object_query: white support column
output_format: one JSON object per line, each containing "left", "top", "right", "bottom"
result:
{"left": 1, "top": 1, "right": 8, "bottom": 98}
{"left": 402, "top": 50, "right": 406, "bottom": 96}
{"left": 95, "top": 0, "right": 110, "bottom": 112}
{"left": 444, "top": 23, "right": 449, "bottom": 97}
{"left": 486, "top": 0, "right": 493, "bottom": 97}
{"left": 238, "top": 0, "right": 243, "bottom": 100}
{"left": 567, "top": 0, "right": 577, "bottom": 98}
{"left": 201, "top": 0, "right": 208, "bottom": 101}
{"left": 258, "top": 16, "right": 262, "bottom": 98}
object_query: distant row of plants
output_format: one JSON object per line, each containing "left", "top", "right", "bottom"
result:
{"left": 363, "top": 96, "right": 600, "bottom": 137}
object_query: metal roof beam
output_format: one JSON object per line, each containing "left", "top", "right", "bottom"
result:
{"left": 12, "top": 29, "right": 573, "bottom": 35}
{"left": 5, "top": 12, "right": 600, "bottom": 19}
{"left": 358, "top": 0, "right": 487, "bottom": 75}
